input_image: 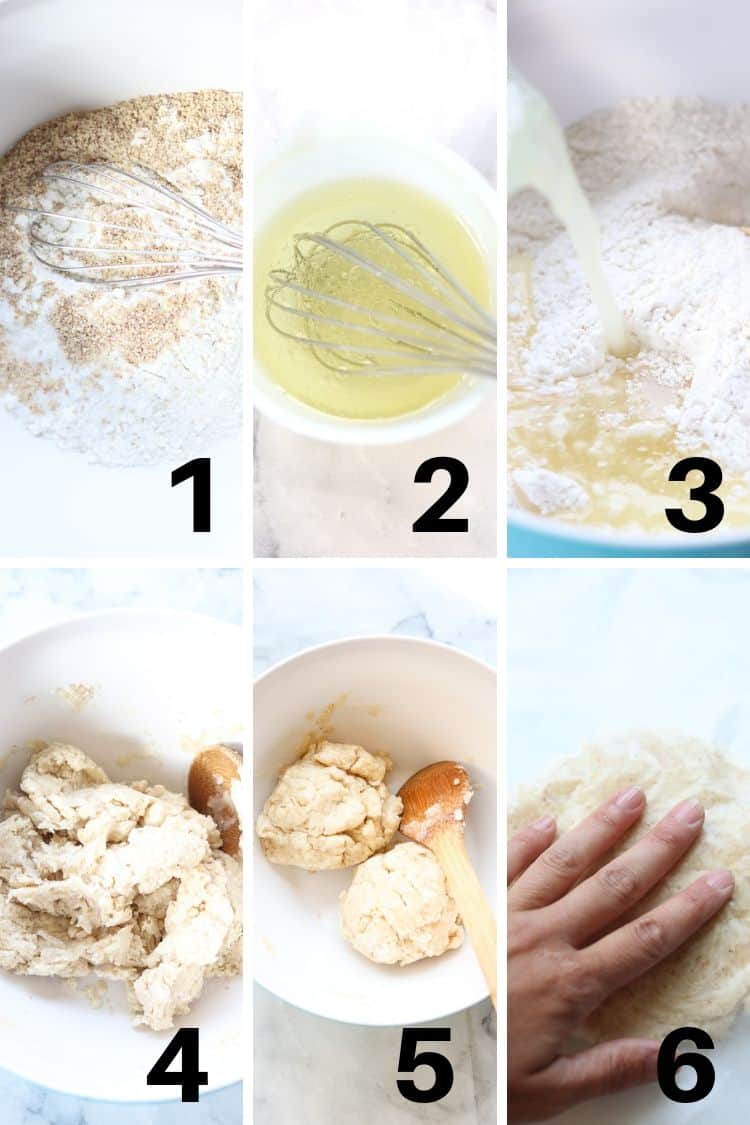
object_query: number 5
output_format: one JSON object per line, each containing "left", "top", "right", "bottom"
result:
{"left": 397, "top": 1027, "right": 454, "bottom": 1103}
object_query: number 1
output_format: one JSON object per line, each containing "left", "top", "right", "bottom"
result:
{"left": 172, "top": 458, "right": 211, "bottom": 533}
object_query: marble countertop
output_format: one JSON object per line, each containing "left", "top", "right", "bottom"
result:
{"left": 0, "top": 568, "right": 242, "bottom": 1125}
{"left": 253, "top": 0, "right": 497, "bottom": 558}
{"left": 508, "top": 567, "right": 750, "bottom": 789}
{"left": 254, "top": 564, "right": 497, "bottom": 1124}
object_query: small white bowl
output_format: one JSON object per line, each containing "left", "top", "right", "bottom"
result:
{"left": 254, "top": 132, "right": 497, "bottom": 444}
{"left": 0, "top": 610, "right": 243, "bottom": 1102}
{"left": 254, "top": 636, "right": 497, "bottom": 1026}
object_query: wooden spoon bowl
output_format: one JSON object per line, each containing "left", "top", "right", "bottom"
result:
{"left": 399, "top": 759, "right": 496, "bottom": 1007}
{"left": 188, "top": 743, "right": 242, "bottom": 857}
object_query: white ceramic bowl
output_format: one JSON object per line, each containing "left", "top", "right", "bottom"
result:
{"left": 254, "top": 636, "right": 496, "bottom": 1025}
{"left": 0, "top": 610, "right": 243, "bottom": 1102}
{"left": 509, "top": 0, "right": 750, "bottom": 556}
{"left": 0, "top": 0, "right": 243, "bottom": 558}
{"left": 254, "top": 132, "right": 497, "bottom": 444}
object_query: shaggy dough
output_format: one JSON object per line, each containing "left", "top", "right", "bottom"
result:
{"left": 256, "top": 741, "right": 402, "bottom": 870}
{"left": 509, "top": 732, "right": 750, "bottom": 1041}
{"left": 340, "top": 842, "right": 463, "bottom": 965}
{"left": 0, "top": 743, "right": 242, "bottom": 1030}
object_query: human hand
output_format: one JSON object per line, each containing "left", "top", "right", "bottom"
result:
{"left": 507, "top": 786, "right": 734, "bottom": 1121}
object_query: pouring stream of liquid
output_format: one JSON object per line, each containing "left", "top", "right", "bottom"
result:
{"left": 508, "top": 68, "right": 632, "bottom": 358}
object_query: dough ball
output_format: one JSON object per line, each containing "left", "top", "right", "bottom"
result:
{"left": 509, "top": 732, "right": 750, "bottom": 1042}
{"left": 340, "top": 842, "right": 463, "bottom": 966}
{"left": 256, "top": 740, "right": 402, "bottom": 870}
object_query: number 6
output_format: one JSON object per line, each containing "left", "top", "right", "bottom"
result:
{"left": 657, "top": 1026, "right": 715, "bottom": 1103}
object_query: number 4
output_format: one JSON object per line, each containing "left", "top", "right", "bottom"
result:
{"left": 147, "top": 1027, "right": 208, "bottom": 1102}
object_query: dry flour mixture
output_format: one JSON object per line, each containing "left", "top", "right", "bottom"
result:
{"left": 0, "top": 91, "right": 242, "bottom": 467}
{"left": 509, "top": 97, "right": 750, "bottom": 532}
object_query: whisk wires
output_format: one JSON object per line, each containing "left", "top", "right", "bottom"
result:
{"left": 266, "top": 221, "right": 497, "bottom": 379}
{"left": 6, "top": 161, "right": 243, "bottom": 287}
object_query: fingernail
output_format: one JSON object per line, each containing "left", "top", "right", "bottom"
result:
{"left": 706, "top": 869, "right": 734, "bottom": 893}
{"left": 614, "top": 785, "right": 644, "bottom": 810}
{"left": 532, "top": 814, "right": 555, "bottom": 832}
{"left": 674, "top": 798, "right": 704, "bottom": 826}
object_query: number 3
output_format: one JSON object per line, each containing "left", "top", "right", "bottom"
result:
{"left": 665, "top": 457, "right": 724, "bottom": 533}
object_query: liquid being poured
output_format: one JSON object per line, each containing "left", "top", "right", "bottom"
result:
{"left": 508, "top": 68, "right": 632, "bottom": 357}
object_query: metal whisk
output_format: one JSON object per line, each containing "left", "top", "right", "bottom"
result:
{"left": 7, "top": 161, "right": 243, "bottom": 287}
{"left": 265, "top": 221, "right": 497, "bottom": 379}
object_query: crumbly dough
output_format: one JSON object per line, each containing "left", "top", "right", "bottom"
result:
{"left": 0, "top": 743, "right": 242, "bottom": 1030}
{"left": 340, "top": 842, "right": 463, "bottom": 965}
{"left": 509, "top": 732, "right": 750, "bottom": 1042}
{"left": 256, "top": 740, "right": 402, "bottom": 870}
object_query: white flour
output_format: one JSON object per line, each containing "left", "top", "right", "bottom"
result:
{"left": 510, "top": 97, "right": 750, "bottom": 477}
{"left": 512, "top": 467, "right": 587, "bottom": 516}
{"left": 0, "top": 93, "right": 242, "bottom": 467}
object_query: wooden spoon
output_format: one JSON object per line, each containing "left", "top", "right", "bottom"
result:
{"left": 398, "top": 761, "right": 496, "bottom": 1007}
{"left": 188, "top": 743, "right": 242, "bottom": 857}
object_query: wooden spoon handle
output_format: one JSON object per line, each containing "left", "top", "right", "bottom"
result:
{"left": 431, "top": 828, "right": 497, "bottom": 1007}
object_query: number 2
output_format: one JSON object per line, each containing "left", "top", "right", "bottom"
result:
{"left": 412, "top": 457, "right": 469, "bottom": 532}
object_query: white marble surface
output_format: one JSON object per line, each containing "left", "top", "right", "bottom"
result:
{"left": 0, "top": 568, "right": 242, "bottom": 1125}
{"left": 508, "top": 568, "right": 750, "bottom": 789}
{"left": 253, "top": 564, "right": 497, "bottom": 1124}
{"left": 253, "top": 0, "right": 498, "bottom": 558}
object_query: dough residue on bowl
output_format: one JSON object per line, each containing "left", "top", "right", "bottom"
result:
{"left": 340, "top": 841, "right": 463, "bottom": 965}
{"left": 256, "top": 740, "right": 402, "bottom": 870}
{"left": 0, "top": 742, "right": 242, "bottom": 1030}
{"left": 509, "top": 731, "right": 750, "bottom": 1042}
